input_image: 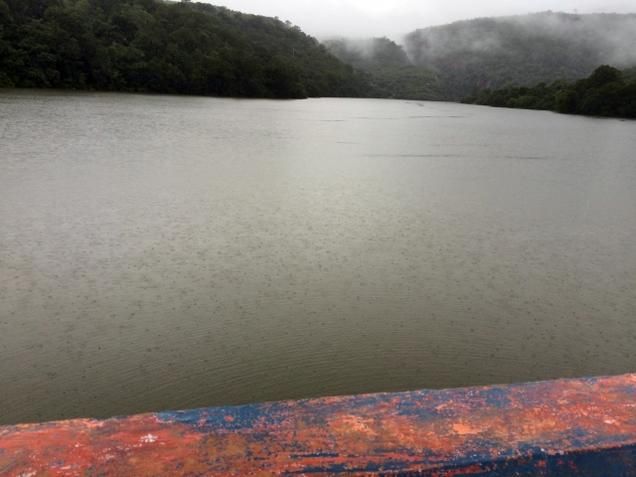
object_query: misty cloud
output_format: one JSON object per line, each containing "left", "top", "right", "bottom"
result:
{"left": 404, "top": 12, "right": 636, "bottom": 67}
{"left": 204, "top": 0, "right": 636, "bottom": 38}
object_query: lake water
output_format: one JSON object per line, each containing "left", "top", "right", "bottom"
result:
{"left": 1, "top": 90, "right": 635, "bottom": 425}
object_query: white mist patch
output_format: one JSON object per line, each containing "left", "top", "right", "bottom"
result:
{"left": 140, "top": 434, "right": 158, "bottom": 444}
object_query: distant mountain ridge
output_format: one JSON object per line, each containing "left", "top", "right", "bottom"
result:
{"left": 404, "top": 11, "right": 636, "bottom": 99}
{"left": 324, "top": 12, "right": 636, "bottom": 101}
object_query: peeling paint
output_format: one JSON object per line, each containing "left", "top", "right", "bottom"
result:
{"left": 1, "top": 374, "right": 635, "bottom": 475}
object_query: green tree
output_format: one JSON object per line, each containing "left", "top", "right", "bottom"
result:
{"left": 465, "top": 65, "right": 636, "bottom": 119}
{"left": 555, "top": 89, "right": 578, "bottom": 113}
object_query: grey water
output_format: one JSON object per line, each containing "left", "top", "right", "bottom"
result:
{"left": 1, "top": 90, "right": 635, "bottom": 425}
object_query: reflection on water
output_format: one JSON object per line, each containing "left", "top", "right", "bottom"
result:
{"left": 0, "top": 91, "right": 635, "bottom": 424}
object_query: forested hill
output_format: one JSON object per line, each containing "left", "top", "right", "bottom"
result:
{"left": 0, "top": 0, "right": 372, "bottom": 98}
{"left": 404, "top": 12, "right": 636, "bottom": 100}
{"left": 463, "top": 65, "right": 636, "bottom": 119}
{"left": 323, "top": 37, "right": 442, "bottom": 100}
{"left": 3, "top": 5, "right": 636, "bottom": 103}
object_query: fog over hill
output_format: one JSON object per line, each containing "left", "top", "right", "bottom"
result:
{"left": 2, "top": 1, "right": 635, "bottom": 102}
{"left": 323, "top": 37, "right": 441, "bottom": 100}
{"left": 403, "top": 12, "right": 636, "bottom": 98}
{"left": 326, "top": 12, "right": 636, "bottom": 100}
{"left": 199, "top": 0, "right": 636, "bottom": 39}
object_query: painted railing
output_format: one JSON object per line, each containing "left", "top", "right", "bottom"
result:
{"left": 1, "top": 374, "right": 635, "bottom": 476}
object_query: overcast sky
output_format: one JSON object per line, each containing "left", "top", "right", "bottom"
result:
{"left": 203, "top": 0, "right": 636, "bottom": 38}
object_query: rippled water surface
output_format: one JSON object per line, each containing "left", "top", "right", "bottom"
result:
{"left": 1, "top": 91, "right": 635, "bottom": 424}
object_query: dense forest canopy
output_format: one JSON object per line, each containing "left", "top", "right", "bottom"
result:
{"left": 463, "top": 65, "right": 636, "bottom": 119}
{"left": 0, "top": 0, "right": 373, "bottom": 98}
{"left": 323, "top": 37, "right": 441, "bottom": 100}
{"left": 404, "top": 12, "right": 636, "bottom": 99}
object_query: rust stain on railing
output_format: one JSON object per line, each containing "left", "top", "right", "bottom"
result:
{"left": 1, "top": 374, "right": 635, "bottom": 475}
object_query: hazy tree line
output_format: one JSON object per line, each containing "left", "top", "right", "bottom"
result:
{"left": 324, "top": 37, "right": 442, "bottom": 100}
{"left": 463, "top": 66, "right": 636, "bottom": 118}
{"left": 0, "top": 0, "right": 372, "bottom": 98}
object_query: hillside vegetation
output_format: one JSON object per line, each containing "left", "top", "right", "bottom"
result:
{"left": 3, "top": 4, "right": 636, "bottom": 107}
{"left": 323, "top": 37, "right": 441, "bottom": 100}
{"left": 0, "top": 0, "right": 371, "bottom": 98}
{"left": 463, "top": 65, "right": 636, "bottom": 118}
{"left": 404, "top": 12, "right": 636, "bottom": 99}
